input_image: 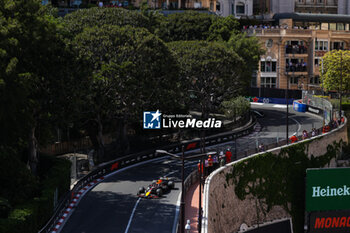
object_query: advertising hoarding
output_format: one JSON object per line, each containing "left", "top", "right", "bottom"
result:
{"left": 309, "top": 210, "right": 350, "bottom": 233}
{"left": 306, "top": 168, "right": 350, "bottom": 212}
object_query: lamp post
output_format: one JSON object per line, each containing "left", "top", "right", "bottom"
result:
{"left": 155, "top": 149, "right": 216, "bottom": 233}
{"left": 339, "top": 52, "right": 343, "bottom": 120}
{"left": 285, "top": 68, "right": 289, "bottom": 145}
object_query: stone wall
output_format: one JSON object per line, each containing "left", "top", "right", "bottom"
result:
{"left": 206, "top": 120, "right": 348, "bottom": 233}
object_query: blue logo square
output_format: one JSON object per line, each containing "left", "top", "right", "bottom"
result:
{"left": 143, "top": 110, "right": 161, "bottom": 129}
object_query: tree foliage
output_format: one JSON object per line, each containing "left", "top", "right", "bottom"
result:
{"left": 155, "top": 11, "right": 215, "bottom": 42}
{"left": 167, "top": 41, "right": 243, "bottom": 116}
{"left": 221, "top": 96, "right": 250, "bottom": 119}
{"left": 208, "top": 15, "right": 240, "bottom": 41}
{"left": 0, "top": 0, "right": 83, "bottom": 173}
{"left": 63, "top": 7, "right": 150, "bottom": 37}
{"left": 227, "top": 33, "right": 265, "bottom": 88}
{"left": 320, "top": 50, "right": 350, "bottom": 94}
{"left": 71, "top": 24, "right": 179, "bottom": 161}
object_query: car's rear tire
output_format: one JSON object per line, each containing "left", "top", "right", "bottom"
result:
{"left": 156, "top": 188, "right": 163, "bottom": 197}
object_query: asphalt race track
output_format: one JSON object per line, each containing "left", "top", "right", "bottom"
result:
{"left": 60, "top": 104, "right": 323, "bottom": 233}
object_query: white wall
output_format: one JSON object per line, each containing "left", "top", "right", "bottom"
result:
{"left": 338, "top": 0, "right": 350, "bottom": 15}
{"left": 271, "top": 0, "right": 295, "bottom": 14}
{"left": 217, "top": 0, "right": 253, "bottom": 17}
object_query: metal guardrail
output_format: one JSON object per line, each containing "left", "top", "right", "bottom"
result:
{"left": 302, "top": 92, "right": 333, "bottom": 112}
{"left": 38, "top": 117, "right": 256, "bottom": 233}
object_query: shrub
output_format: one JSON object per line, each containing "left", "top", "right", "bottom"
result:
{"left": 0, "top": 153, "right": 71, "bottom": 233}
{"left": 221, "top": 96, "right": 250, "bottom": 120}
{"left": 0, "top": 197, "right": 11, "bottom": 218}
{"left": 0, "top": 148, "right": 38, "bottom": 205}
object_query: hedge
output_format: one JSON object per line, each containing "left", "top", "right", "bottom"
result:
{"left": 342, "top": 103, "right": 350, "bottom": 111}
{"left": 0, "top": 154, "right": 71, "bottom": 233}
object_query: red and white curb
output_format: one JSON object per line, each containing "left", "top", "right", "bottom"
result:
{"left": 49, "top": 156, "right": 167, "bottom": 233}
{"left": 51, "top": 177, "right": 105, "bottom": 233}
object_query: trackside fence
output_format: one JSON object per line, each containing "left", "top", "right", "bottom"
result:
{"left": 201, "top": 116, "right": 348, "bottom": 233}
{"left": 38, "top": 117, "right": 256, "bottom": 233}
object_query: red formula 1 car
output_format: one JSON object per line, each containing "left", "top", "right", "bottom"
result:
{"left": 137, "top": 177, "right": 175, "bottom": 198}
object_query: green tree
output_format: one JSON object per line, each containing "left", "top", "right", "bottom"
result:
{"left": 71, "top": 25, "right": 179, "bottom": 161}
{"left": 63, "top": 7, "right": 150, "bottom": 37}
{"left": 221, "top": 96, "right": 250, "bottom": 120}
{"left": 155, "top": 11, "right": 215, "bottom": 42}
{"left": 0, "top": 0, "right": 83, "bottom": 174}
{"left": 227, "top": 33, "right": 265, "bottom": 89}
{"left": 207, "top": 15, "right": 240, "bottom": 42}
{"left": 320, "top": 50, "right": 350, "bottom": 94}
{"left": 167, "top": 41, "right": 243, "bottom": 118}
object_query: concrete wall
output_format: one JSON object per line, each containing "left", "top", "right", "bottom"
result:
{"left": 338, "top": 0, "right": 350, "bottom": 15}
{"left": 218, "top": 0, "right": 253, "bottom": 17}
{"left": 271, "top": 0, "right": 294, "bottom": 14}
{"left": 204, "top": 119, "right": 348, "bottom": 233}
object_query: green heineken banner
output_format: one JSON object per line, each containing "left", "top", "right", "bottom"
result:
{"left": 306, "top": 168, "right": 350, "bottom": 212}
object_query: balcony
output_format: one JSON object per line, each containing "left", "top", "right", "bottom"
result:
{"left": 285, "top": 45, "right": 308, "bottom": 55}
{"left": 286, "top": 64, "right": 307, "bottom": 73}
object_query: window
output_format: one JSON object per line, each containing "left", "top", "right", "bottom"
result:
{"left": 236, "top": 3, "right": 245, "bottom": 14}
{"left": 315, "top": 40, "right": 328, "bottom": 51}
{"left": 216, "top": 1, "right": 220, "bottom": 11}
{"left": 329, "top": 23, "right": 336, "bottom": 31}
{"left": 286, "top": 58, "right": 307, "bottom": 72}
{"left": 318, "top": 0, "right": 323, "bottom": 3}
{"left": 285, "top": 40, "right": 307, "bottom": 54}
{"left": 337, "top": 23, "right": 345, "bottom": 31}
{"left": 260, "top": 61, "right": 277, "bottom": 72}
{"left": 289, "top": 76, "right": 299, "bottom": 85}
{"left": 331, "top": 41, "right": 345, "bottom": 50}
{"left": 261, "top": 77, "right": 276, "bottom": 88}
{"left": 310, "top": 76, "right": 320, "bottom": 85}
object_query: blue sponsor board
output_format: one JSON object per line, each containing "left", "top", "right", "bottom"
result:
{"left": 293, "top": 101, "right": 307, "bottom": 112}
{"left": 248, "top": 97, "right": 295, "bottom": 105}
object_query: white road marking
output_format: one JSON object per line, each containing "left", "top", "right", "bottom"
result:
{"left": 290, "top": 117, "right": 301, "bottom": 136}
{"left": 272, "top": 104, "right": 287, "bottom": 108}
{"left": 172, "top": 192, "right": 182, "bottom": 233}
{"left": 124, "top": 198, "right": 141, "bottom": 233}
{"left": 164, "top": 171, "right": 177, "bottom": 177}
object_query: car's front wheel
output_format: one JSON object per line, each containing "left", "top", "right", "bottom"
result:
{"left": 156, "top": 188, "right": 163, "bottom": 197}
{"left": 138, "top": 187, "right": 145, "bottom": 195}
{"left": 168, "top": 181, "right": 175, "bottom": 189}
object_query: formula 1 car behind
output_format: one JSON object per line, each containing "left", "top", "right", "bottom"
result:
{"left": 137, "top": 177, "right": 175, "bottom": 198}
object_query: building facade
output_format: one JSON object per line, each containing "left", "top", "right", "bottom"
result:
{"left": 338, "top": 0, "right": 350, "bottom": 14}
{"left": 247, "top": 13, "right": 350, "bottom": 90}
{"left": 252, "top": 0, "right": 350, "bottom": 16}
{"left": 295, "top": 0, "right": 338, "bottom": 14}
{"left": 216, "top": 0, "right": 253, "bottom": 17}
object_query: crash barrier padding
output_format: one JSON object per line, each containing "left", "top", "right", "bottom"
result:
{"left": 201, "top": 117, "right": 348, "bottom": 233}
{"left": 293, "top": 100, "right": 307, "bottom": 112}
{"left": 249, "top": 97, "right": 295, "bottom": 105}
{"left": 306, "top": 105, "right": 324, "bottom": 116}
{"left": 249, "top": 87, "right": 302, "bottom": 100}
{"left": 38, "top": 116, "right": 257, "bottom": 233}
